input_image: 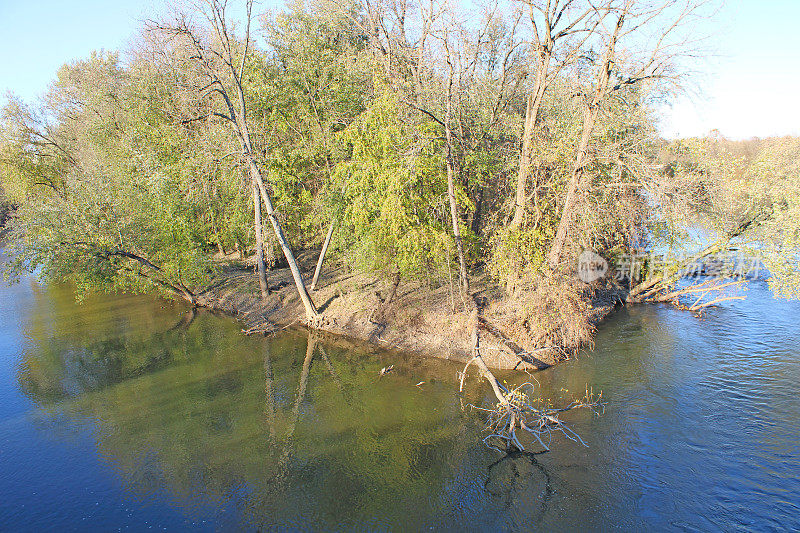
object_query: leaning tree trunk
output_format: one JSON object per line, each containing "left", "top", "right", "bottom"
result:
{"left": 547, "top": 15, "right": 623, "bottom": 268}
{"left": 628, "top": 214, "right": 763, "bottom": 303}
{"left": 546, "top": 104, "right": 599, "bottom": 268}
{"left": 252, "top": 179, "right": 269, "bottom": 299}
{"left": 311, "top": 218, "right": 335, "bottom": 291}
{"left": 169, "top": 0, "right": 318, "bottom": 322}
{"left": 233, "top": 62, "right": 318, "bottom": 321}
{"left": 249, "top": 160, "right": 319, "bottom": 321}
{"left": 509, "top": 50, "right": 551, "bottom": 230}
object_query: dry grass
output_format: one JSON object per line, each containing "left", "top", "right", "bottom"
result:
{"left": 488, "top": 273, "right": 598, "bottom": 360}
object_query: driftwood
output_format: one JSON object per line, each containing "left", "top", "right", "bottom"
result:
{"left": 242, "top": 321, "right": 276, "bottom": 335}
{"left": 628, "top": 210, "right": 768, "bottom": 305}
{"left": 461, "top": 301, "right": 603, "bottom": 453}
{"left": 652, "top": 278, "right": 746, "bottom": 311}
{"left": 477, "top": 316, "right": 557, "bottom": 370}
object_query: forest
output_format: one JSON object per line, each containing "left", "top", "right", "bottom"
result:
{"left": 1, "top": 0, "right": 799, "bottom": 372}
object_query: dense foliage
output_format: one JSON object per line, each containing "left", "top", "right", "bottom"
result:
{"left": 1, "top": 0, "right": 795, "bottom": 312}
{"left": 659, "top": 136, "right": 800, "bottom": 298}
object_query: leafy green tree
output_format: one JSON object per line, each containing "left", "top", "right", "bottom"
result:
{"left": 326, "top": 90, "right": 456, "bottom": 281}
{"left": 1, "top": 52, "right": 215, "bottom": 302}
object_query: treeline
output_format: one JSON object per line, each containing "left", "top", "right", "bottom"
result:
{"left": 657, "top": 134, "right": 800, "bottom": 298}
{"left": 3, "top": 0, "right": 795, "bottom": 320}
{"left": 0, "top": 184, "right": 11, "bottom": 230}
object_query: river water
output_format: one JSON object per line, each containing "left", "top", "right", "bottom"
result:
{"left": 1, "top": 265, "right": 799, "bottom": 531}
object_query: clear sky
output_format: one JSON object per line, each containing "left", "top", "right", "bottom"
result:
{"left": 1, "top": 0, "right": 798, "bottom": 140}
{"left": 659, "top": 0, "right": 800, "bottom": 139}
{"left": 1, "top": 0, "right": 162, "bottom": 94}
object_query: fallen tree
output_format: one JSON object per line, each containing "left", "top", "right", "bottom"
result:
{"left": 461, "top": 302, "right": 603, "bottom": 453}
{"left": 627, "top": 209, "right": 769, "bottom": 305}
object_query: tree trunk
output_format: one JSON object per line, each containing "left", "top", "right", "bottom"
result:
{"left": 252, "top": 179, "right": 269, "bottom": 299}
{"left": 169, "top": 0, "right": 318, "bottom": 322}
{"left": 509, "top": 48, "right": 551, "bottom": 230}
{"left": 546, "top": 104, "right": 600, "bottom": 268}
{"left": 446, "top": 156, "right": 469, "bottom": 296}
{"left": 444, "top": 42, "right": 469, "bottom": 297}
{"left": 249, "top": 160, "right": 319, "bottom": 321}
{"left": 547, "top": 16, "right": 624, "bottom": 268}
{"left": 311, "top": 218, "right": 335, "bottom": 291}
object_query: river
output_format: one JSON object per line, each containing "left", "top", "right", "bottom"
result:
{"left": 1, "top": 264, "right": 799, "bottom": 530}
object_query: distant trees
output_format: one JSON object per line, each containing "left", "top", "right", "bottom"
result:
{"left": 655, "top": 135, "right": 800, "bottom": 299}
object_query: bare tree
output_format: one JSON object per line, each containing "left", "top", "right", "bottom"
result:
{"left": 508, "top": 0, "right": 608, "bottom": 230}
{"left": 149, "top": 0, "right": 319, "bottom": 321}
{"left": 547, "top": 0, "right": 708, "bottom": 268}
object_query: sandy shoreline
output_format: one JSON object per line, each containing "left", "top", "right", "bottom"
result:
{"left": 196, "top": 251, "right": 623, "bottom": 370}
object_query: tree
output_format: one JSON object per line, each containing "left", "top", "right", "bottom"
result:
{"left": 256, "top": 2, "right": 372, "bottom": 290}
{"left": 1, "top": 53, "right": 213, "bottom": 303}
{"left": 508, "top": 0, "right": 608, "bottom": 230}
{"left": 547, "top": 0, "right": 708, "bottom": 268}
{"left": 442, "top": 31, "right": 470, "bottom": 297}
{"left": 149, "top": 0, "right": 319, "bottom": 320}
{"left": 634, "top": 135, "right": 800, "bottom": 301}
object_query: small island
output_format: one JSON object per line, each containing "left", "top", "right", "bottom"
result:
{"left": 1, "top": 0, "right": 799, "bottom": 530}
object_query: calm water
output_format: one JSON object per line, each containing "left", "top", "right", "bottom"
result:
{"left": 1, "top": 264, "right": 799, "bottom": 530}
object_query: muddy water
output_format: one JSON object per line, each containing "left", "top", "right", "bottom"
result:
{"left": 1, "top": 266, "right": 799, "bottom": 530}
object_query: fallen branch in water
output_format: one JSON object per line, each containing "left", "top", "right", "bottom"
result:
{"left": 628, "top": 211, "right": 768, "bottom": 304}
{"left": 462, "top": 304, "right": 604, "bottom": 453}
{"left": 473, "top": 383, "right": 604, "bottom": 453}
{"left": 649, "top": 278, "right": 746, "bottom": 313}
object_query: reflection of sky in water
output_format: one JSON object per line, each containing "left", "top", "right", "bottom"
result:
{"left": 0, "top": 276, "right": 38, "bottom": 420}
{"left": 1, "top": 267, "right": 799, "bottom": 530}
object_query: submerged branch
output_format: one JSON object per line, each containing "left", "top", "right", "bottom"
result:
{"left": 463, "top": 301, "right": 603, "bottom": 453}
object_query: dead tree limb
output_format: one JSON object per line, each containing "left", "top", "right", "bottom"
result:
{"left": 463, "top": 303, "right": 602, "bottom": 453}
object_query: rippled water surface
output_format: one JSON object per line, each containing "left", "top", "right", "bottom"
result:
{"left": 1, "top": 262, "right": 799, "bottom": 530}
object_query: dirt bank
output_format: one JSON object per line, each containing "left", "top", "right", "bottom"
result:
{"left": 197, "top": 251, "right": 624, "bottom": 370}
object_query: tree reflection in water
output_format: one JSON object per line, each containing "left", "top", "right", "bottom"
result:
{"left": 485, "top": 451, "right": 553, "bottom": 526}
{"left": 17, "top": 293, "right": 511, "bottom": 530}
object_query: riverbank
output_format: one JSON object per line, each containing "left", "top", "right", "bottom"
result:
{"left": 4, "top": 239, "right": 799, "bottom": 531}
{"left": 196, "top": 251, "right": 625, "bottom": 370}
{"left": 0, "top": 216, "right": 622, "bottom": 371}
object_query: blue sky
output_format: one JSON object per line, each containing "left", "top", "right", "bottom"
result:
{"left": 1, "top": 0, "right": 798, "bottom": 139}
{"left": 660, "top": 0, "right": 800, "bottom": 139}
{"left": 1, "top": 0, "right": 166, "bottom": 95}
